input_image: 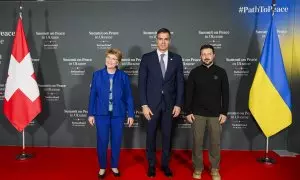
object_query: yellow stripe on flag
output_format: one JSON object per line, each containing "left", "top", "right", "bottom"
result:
{"left": 249, "top": 64, "right": 292, "bottom": 137}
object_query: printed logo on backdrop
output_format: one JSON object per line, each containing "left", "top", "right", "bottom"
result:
{"left": 124, "top": 110, "right": 142, "bottom": 128}
{"left": 121, "top": 57, "right": 141, "bottom": 76}
{"left": 177, "top": 113, "right": 191, "bottom": 129}
{"left": 0, "top": 84, "right": 5, "bottom": 101}
{"left": 256, "top": 29, "right": 288, "bottom": 40}
{"left": 28, "top": 119, "right": 39, "bottom": 126}
{"left": 38, "top": 84, "right": 66, "bottom": 102}
{"left": 228, "top": 111, "right": 251, "bottom": 129}
{"left": 142, "top": 30, "right": 174, "bottom": 49}
{"left": 65, "top": 109, "right": 88, "bottom": 127}
{"left": 31, "top": 58, "right": 40, "bottom": 72}
{"left": 63, "top": 57, "right": 93, "bottom": 76}
{"left": 198, "top": 30, "right": 230, "bottom": 50}
{"left": 226, "top": 57, "right": 257, "bottom": 76}
{"left": 0, "top": 31, "right": 15, "bottom": 46}
{"left": 182, "top": 57, "right": 201, "bottom": 77}
{"left": 31, "top": 58, "right": 40, "bottom": 62}
{"left": 36, "top": 31, "right": 66, "bottom": 49}
{"left": 238, "top": 5, "right": 289, "bottom": 14}
{"left": 238, "top": 3, "right": 290, "bottom": 45}
{"left": 0, "top": 31, "right": 15, "bottom": 37}
{"left": 89, "top": 31, "right": 119, "bottom": 50}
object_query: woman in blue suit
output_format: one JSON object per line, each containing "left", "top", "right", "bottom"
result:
{"left": 87, "top": 48, "right": 134, "bottom": 179}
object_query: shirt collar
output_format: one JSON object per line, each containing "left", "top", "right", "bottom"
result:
{"left": 157, "top": 49, "right": 168, "bottom": 57}
{"left": 202, "top": 62, "right": 214, "bottom": 68}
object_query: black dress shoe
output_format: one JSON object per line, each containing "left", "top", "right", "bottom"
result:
{"left": 161, "top": 166, "right": 173, "bottom": 177}
{"left": 111, "top": 169, "right": 121, "bottom": 177}
{"left": 98, "top": 171, "right": 106, "bottom": 179}
{"left": 147, "top": 167, "right": 156, "bottom": 177}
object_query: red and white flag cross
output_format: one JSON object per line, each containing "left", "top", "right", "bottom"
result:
{"left": 3, "top": 18, "right": 41, "bottom": 132}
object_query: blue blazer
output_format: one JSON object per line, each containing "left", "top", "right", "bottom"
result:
{"left": 88, "top": 67, "right": 135, "bottom": 118}
{"left": 138, "top": 50, "right": 184, "bottom": 110}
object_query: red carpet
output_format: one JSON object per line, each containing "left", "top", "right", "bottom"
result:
{"left": 0, "top": 146, "right": 299, "bottom": 180}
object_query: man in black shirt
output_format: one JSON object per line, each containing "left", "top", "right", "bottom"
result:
{"left": 186, "top": 44, "right": 229, "bottom": 180}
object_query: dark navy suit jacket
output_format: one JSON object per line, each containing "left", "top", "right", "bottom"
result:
{"left": 88, "top": 67, "right": 134, "bottom": 118}
{"left": 138, "top": 50, "right": 184, "bottom": 110}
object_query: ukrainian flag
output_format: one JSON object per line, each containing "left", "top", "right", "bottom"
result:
{"left": 249, "top": 15, "right": 292, "bottom": 137}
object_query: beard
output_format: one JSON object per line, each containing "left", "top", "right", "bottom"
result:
{"left": 202, "top": 59, "right": 213, "bottom": 66}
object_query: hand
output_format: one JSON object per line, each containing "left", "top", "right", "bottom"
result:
{"left": 88, "top": 116, "right": 95, "bottom": 126}
{"left": 219, "top": 114, "right": 227, "bottom": 124}
{"left": 172, "top": 106, "right": 181, "bottom": 118}
{"left": 142, "top": 105, "right": 153, "bottom": 120}
{"left": 127, "top": 117, "right": 134, "bottom": 127}
{"left": 186, "top": 114, "right": 195, "bottom": 123}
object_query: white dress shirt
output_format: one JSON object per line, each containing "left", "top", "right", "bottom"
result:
{"left": 157, "top": 49, "right": 168, "bottom": 70}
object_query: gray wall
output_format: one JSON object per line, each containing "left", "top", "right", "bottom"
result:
{"left": 0, "top": 0, "right": 298, "bottom": 152}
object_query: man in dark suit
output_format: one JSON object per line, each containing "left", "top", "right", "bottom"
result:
{"left": 138, "top": 28, "right": 184, "bottom": 177}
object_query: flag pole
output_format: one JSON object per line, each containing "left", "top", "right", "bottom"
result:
{"left": 16, "top": 129, "right": 33, "bottom": 160}
{"left": 15, "top": 2, "right": 33, "bottom": 161}
{"left": 257, "top": 0, "right": 276, "bottom": 165}
{"left": 257, "top": 137, "right": 275, "bottom": 164}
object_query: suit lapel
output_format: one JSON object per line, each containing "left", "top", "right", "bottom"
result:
{"left": 102, "top": 67, "right": 110, "bottom": 89}
{"left": 164, "top": 52, "right": 174, "bottom": 80}
{"left": 152, "top": 51, "right": 164, "bottom": 79}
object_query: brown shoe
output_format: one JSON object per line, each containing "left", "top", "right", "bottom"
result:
{"left": 192, "top": 170, "right": 202, "bottom": 179}
{"left": 211, "top": 168, "right": 221, "bottom": 180}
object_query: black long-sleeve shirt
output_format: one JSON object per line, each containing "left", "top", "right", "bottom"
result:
{"left": 185, "top": 64, "right": 229, "bottom": 117}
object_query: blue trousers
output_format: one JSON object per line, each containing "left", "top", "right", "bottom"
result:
{"left": 95, "top": 115, "right": 124, "bottom": 168}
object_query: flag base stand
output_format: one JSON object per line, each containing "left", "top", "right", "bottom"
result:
{"left": 16, "top": 151, "right": 33, "bottom": 160}
{"left": 257, "top": 137, "right": 276, "bottom": 164}
{"left": 257, "top": 156, "right": 275, "bottom": 164}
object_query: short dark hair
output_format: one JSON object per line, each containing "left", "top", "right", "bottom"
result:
{"left": 156, "top": 28, "right": 171, "bottom": 38}
{"left": 200, "top": 44, "right": 215, "bottom": 54}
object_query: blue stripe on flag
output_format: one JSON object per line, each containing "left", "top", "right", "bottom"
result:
{"left": 259, "top": 17, "right": 291, "bottom": 109}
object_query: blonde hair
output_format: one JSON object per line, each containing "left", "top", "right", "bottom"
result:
{"left": 105, "top": 48, "right": 123, "bottom": 63}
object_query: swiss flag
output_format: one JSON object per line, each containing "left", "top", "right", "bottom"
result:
{"left": 3, "top": 17, "right": 41, "bottom": 132}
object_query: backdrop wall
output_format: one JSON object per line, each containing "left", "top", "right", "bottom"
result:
{"left": 0, "top": 0, "right": 299, "bottom": 152}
